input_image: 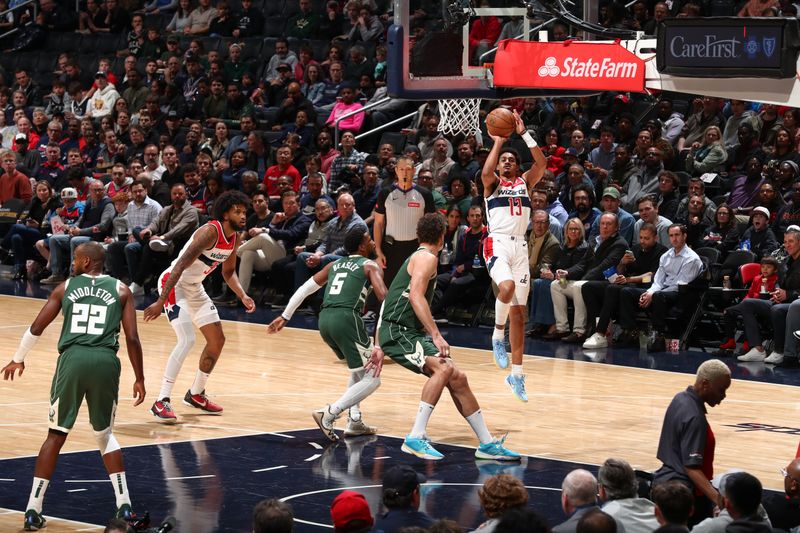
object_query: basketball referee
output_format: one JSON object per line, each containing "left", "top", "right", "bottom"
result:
{"left": 373, "top": 156, "right": 435, "bottom": 288}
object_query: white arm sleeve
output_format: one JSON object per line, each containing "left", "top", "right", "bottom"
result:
{"left": 281, "top": 277, "right": 324, "bottom": 321}
{"left": 13, "top": 328, "right": 40, "bottom": 363}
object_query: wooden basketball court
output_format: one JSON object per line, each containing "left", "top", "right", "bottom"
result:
{"left": 1, "top": 294, "right": 798, "bottom": 531}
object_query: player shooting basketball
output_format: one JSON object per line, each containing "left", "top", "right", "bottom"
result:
{"left": 481, "top": 108, "right": 546, "bottom": 402}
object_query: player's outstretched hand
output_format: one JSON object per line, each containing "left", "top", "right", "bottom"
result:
{"left": 241, "top": 295, "right": 256, "bottom": 313}
{"left": 512, "top": 109, "right": 525, "bottom": 135}
{"left": 488, "top": 133, "right": 508, "bottom": 145}
{"left": 2, "top": 361, "right": 24, "bottom": 380}
{"left": 365, "top": 346, "right": 385, "bottom": 377}
{"left": 132, "top": 379, "right": 145, "bottom": 406}
{"left": 267, "top": 316, "right": 286, "bottom": 334}
{"left": 143, "top": 300, "right": 163, "bottom": 322}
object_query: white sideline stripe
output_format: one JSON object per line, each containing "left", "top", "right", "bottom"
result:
{"left": 252, "top": 465, "right": 288, "bottom": 473}
{"left": 304, "top": 453, "right": 322, "bottom": 462}
{"left": 309, "top": 442, "right": 323, "bottom": 449}
{"left": 165, "top": 474, "right": 216, "bottom": 481}
{"left": 67, "top": 488, "right": 88, "bottom": 493}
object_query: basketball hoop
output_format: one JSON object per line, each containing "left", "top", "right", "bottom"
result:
{"left": 438, "top": 98, "right": 481, "bottom": 137}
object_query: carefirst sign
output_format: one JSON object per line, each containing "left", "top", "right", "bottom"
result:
{"left": 494, "top": 40, "right": 646, "bottom": 93}
{"left": 656, "top": 17, "right": 800, "bottom": 78}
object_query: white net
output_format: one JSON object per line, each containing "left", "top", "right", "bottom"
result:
{"left": 438, "top": 98, "right": 481, "bottom": 137}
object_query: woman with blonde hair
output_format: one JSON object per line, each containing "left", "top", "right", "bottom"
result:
{"left": 685, "top": 125, "right": 727, "bottom": 176}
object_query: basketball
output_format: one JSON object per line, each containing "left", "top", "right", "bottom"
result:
{"left": 486, "top": 107, "right": 517, "bottom": 137}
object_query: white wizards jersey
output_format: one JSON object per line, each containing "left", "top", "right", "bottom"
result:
{"left": 166, "top": 220, "right": 236, "bottom": 285}
{"left": 485, "top": 176, "right": 531, "bottom": 236}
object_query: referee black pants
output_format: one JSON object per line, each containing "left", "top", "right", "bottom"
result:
{"left": 366, "top": 239, "right": 419, "bottom": 314}
{"left": 383, "top": 239, "right": 420, "bottom": 289}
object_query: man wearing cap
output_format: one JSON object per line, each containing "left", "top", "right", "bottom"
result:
{"left": 589, "top": 187, "right": 635, "bottom": 244}
{"left": 330, "top": 490, "right": 373, "bottom": 533}
{"left": 183, "top": 54, "right": 207, "bottom": 112}
{"left": 373, "top": 465, "right": 434, "bottom": 532}
{"left": 736, "top": 227, "right": 800, "bottom": 364}
{"left": 0, "top": 149, "right": 33, "bottom": 205}
{"left": 738, "top": 206, "right": 778, "bottom": 261}
{"left": 42, "top": 179, "right": 114, "bottom": 284}
{"left": 616, "top": 223, "right": 703, "bottom": 351}
{"left": 86, "top": 72, "right": 120, "bottom": 120}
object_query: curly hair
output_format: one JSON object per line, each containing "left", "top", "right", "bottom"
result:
{"left": 212, "top": 190, "right": 251, "bottom": 222}
{"left": 416, "top": 213, "right": 446, "bottom": 245}
{"left": 478, "top": 474, "right": 529, "bottom": 518}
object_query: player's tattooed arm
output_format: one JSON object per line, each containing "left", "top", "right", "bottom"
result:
{"left": 157, "top": 224, "right": 217, "bottom": 303}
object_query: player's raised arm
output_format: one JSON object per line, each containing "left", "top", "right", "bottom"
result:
{"left": 143, "top": 224, "right": 217, "bottom": 321}
{"left": 481, "top": 132, "right": 506, "bottom": 197}
{"left": 514, "top": 110, "right": 546, "bottom": 191}
{"left": 267, "top": 261, "right": 334, "bottom": 333}
{"left": 118, "top": 283, "right": 145, "bottom": 406}
{"left": 1, "top": 283, "right": 65, "bottom": 380}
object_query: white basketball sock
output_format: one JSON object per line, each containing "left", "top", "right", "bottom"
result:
{"left": 26, "top": 477, "right": 48, "bottom": 513}
{"left": 190, "top": 370, "right": 210, "bottom": 396}
{"left": 512, "top": 364, "right": 524, "bottom": 377}
{"left": 109, "top": 472, "right": 131, "bottom": 508}
{"left": 409, "top": 401, "right": 435, "bottom": 439}
{"left": 465, "top": 409, "right": 493, "bottom": 445}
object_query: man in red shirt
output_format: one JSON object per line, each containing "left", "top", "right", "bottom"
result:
{"left": 263, "top": 146, "right": 301, "bottom": 196}
{"left": 0, "top": 149, "right": 33, "bottom": 205}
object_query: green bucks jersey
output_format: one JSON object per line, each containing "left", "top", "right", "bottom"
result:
{"left": 380, "top": 248, "right": 436, "bottom": 330}
{"left": 322, "top": 255, "right": 371, "bottom": 311}
{"left": 58, "top": 274, "right": 123, "bottom": 353}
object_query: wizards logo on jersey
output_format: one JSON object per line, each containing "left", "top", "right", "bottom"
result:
{"left": 159, "top": 271, "right": 181, "bottom": 321}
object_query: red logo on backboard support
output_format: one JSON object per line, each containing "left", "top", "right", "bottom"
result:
{"left": 494, "top": 40, "right": 646, "bottom": 93}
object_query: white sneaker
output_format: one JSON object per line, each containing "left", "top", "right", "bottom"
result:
{"left": 129, "top": 282, "right": 144, "bottom": 297}
{"left": 344, "top": 418, "right": 377, "bottom": 437}
{"left": 148, "top": 239, "right": 169, "bottom": 252}
{"left": 765, "top": 351, "right": 784, "bottom": 364}
{"left": 582, "top": 332, "right": 608, "bottom": 349}
{"left": 738, "top": 347, "right": 766, "bottom": 362}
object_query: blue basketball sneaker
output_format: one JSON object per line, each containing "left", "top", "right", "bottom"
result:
{"left": 506, "top": 374, "right": 528, "bottom": 402}
{"left": 23, "top": 510, "right": 46, "bottom": 531}
{"left": 475, "top": 434, "right": 521, "bottom": 461}
{"left": 492, "top": 338, "right": 509, "bottom": 369}
{"left": 401, "top": 436, "right": 444, "bottom": 460}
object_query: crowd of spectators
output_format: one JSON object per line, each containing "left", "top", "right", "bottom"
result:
{"left": 0, "top": 0, "right": 798, "bottom": 357}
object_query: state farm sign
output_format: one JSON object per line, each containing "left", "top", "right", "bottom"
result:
{"left": 494, "top": 40, "right": 646, "bottom": 93}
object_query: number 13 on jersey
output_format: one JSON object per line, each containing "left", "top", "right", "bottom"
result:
{"left": 508, "top": 197, "right": 523, "bottom": 216}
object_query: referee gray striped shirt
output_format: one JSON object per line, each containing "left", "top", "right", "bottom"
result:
{"left": 375, "top": 185, "right": 435, "bottom": 242}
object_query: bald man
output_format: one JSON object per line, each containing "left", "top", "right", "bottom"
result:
{"left": 763, "top": 458, "right": 800, "bottom": 531}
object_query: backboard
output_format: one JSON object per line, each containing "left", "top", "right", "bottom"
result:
{"left": 387, "top": 1, "right": 599, "bottom": 100}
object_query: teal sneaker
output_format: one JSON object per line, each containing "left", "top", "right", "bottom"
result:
{"left": 475, "top": 434, "right": 521, "bottom": 461}
{"left": 401, "top": 436, "right": 444, "bottom": 460}
{"left": 506, "top": 374, "right": 528, "bottom": 402}
{"left": 492, "top": 338, "right": 509, "bottom": 369}
{"left": 23, "top": 509, "right": 46, "bottom": 531}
